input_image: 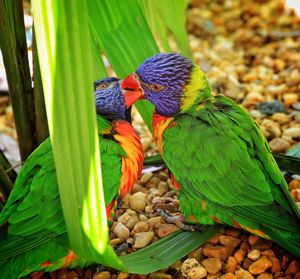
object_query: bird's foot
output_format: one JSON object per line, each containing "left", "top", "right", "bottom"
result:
{"left": 156, "top": 208, "right": 195, "bottom": 231}
{"left": 95, "top": 265, "right": 106, "bottom": 273}
{"left": 114, "top": 243, "right": 131, "bottom": 256}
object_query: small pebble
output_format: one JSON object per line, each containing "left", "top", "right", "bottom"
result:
{"left": 219, "top": 235, "right": 241, "bottom": 248}
{"left": 113, "top": 223, "right": 130, "bottom": 242}
{"left": 271, "top": 113, "right": 290, "bottom": 124}
{"left": 157, "top": 224, "right": 179, "bottom": 238}
{"left": 117, "top": 272, "right": 129, "bottom": 279}
{"left": 149, "top": 272, "right": 172, "bottom": 279}
{"left": 140, "top": 173, "right": 153, "bottom": 184}
{"left": 187, "top": 266, "right": 207, "bottom": 279}
{"left": 219, "top": 273, "right": 238, "bottom": 279}
{"left": 257, "top": 273, "right": 273, "bottom": 279}
{"left": 131, "top": 221, "right": 149, "bottom": 235}
{"left": 284, "top": 127, "right": 300, "bottom": 138}
{"left": 181, "top": 258, "right": 201, "bottom": 277}
{"left": 235, "top": 268, "right": 254, "bottom": 279}
{"left": 133, "top": 231, "right": 154, "bottom": 248}
{"left": 248, "top": 258, "right": 272, "bottom": 275}
{"left": 129, "top": 192, "right": 147, "bottom": 211}
{"left": 226, "top": 256, "right": 238, "bottom": 273}
{"left": 93, "top": 271, "right": 111, "bottom": 279}
{"left": 283, "top": 93, "right": 299, "bottom": 106}
{"left": 201, "top": 257, "right": 222, "bottom": 274}
{"left": 247, "top": 249, "right": 261, "bottom": 261}
{"left": 269, "top": 138, "right": 290, "bottom": 153}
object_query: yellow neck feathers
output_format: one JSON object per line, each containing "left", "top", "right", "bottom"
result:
{"left": 180, "top": 65, "right": 210, "bottom": 112}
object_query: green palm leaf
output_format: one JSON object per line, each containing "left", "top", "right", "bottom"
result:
{"left": 88, "top": 0, "right": 157, "bottom": 131}
{"left": 31, "top": 0, "right": 123, "bottom": 269}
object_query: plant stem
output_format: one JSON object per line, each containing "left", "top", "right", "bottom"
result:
{"left": 0, "top": 0, "right": 37, "bottom": 161}
{"left": 32, "top": 26, "right": 49, "bottom": 144}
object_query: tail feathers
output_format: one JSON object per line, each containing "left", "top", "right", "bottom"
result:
{"left": 263, "top": 226, "right": 300, "bottom": 258}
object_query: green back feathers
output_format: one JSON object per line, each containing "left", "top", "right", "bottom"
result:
{"left": 0, "top": 114, "right": 127, "bottom": 277}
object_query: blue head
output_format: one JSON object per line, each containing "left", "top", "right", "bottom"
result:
{"left": 94, "top": 77, "right": 127, "bottom": 120}
{"left": 121, "top": 53, "right": 195, "bottom": 116}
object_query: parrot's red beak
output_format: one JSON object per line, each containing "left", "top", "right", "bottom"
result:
{"left": 121, "top": 74, "right": 145, "bottom": 108}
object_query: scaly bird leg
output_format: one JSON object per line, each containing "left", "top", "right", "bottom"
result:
{"left": 156, "top": 208, "right": 195, "bottom": 231}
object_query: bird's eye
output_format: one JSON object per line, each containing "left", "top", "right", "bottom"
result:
{"left": 96, "top": 82, "right": 108, "bottom": 90}
{"left": 148, "top": 83, "right": 165, "bottom": 92}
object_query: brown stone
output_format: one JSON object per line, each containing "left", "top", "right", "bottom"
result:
{"left": 249, "top": 258, "right": 272, "bottom": 275}
{"left": 117, "top": 272, "right": 129, "bottom": 279}
{"left": 269, "top": 138, "right": 291, "bottom": 152}
{"left": 235, "top": 268, "right": 254, "bottom": 279}
{"left": 93, "top": 271, "right": 111, "bottom": 279}
{"left": 249, "top": 238, "right": 273, "bottom": 250}
{"left": 203, "top": 245, "right": 234, "bottom": 261}
{"left": 188, "top": 247, "right": 203, "bottom": 262}
{"left": 285, "top": 260, "right": 300, "bottom": 275}
{"left": 149, "top": 272, "right": 172, "bottom": 279}
{"left": 247, "top": 249, "right": 261, "bottom": 261}
{"left": 226, "top": 256, "right": 238, "bottom": 273}
{"left": 158, "top": 171, "right": 169, "bottom": 181}
{"left": 219, "top": 235, "right": 241, "bottom": 248}
{"left": 157, "top": 181, "right": 169, "bottom": 195}
{"left": 67, "top": 272, "right": 78, "bottom": 279}
{"left": 256, "top": 272, "right": 273, "bottom": 279}
{"left": 288, "top": 179, "right": 300, "bottom": 190}
{"left": 84, "top": 268, "right": 93, "bottom": 279}
{"left": 181, "top": 258, "right": 201, "bottom": 277}
{"left": 226, "top": 228, "right": 241, "bottom": 238}
{"left": 243, "top": 258, "right": 254, "bottom": 270}
{"left": 148, "top": 217, "right": 163, "bottom": 229}
{"left": 131, "top": 183, "right": 147, "bottom": 194}
{"left": 207, "top": 273, "right": 221, "bottom": 279}
{"left": 219, "top": 273, "right": 238, "bottom": 279}
{"left": 133, "top": 231, "right": 154, "bottom": 248}
{"left": 291, "top": 189, "right": 300, "bottom": 202}
{"left": 131, "top": 221, "right": 149, "bottom": 236}
{"left": 273, "top": 271, "right": 284, "bottom": 278}
{"left": 57, "top": 269, "right": 68, "bottom": 279}
{"left": 261, "top": 250, "right": 275, "bottom": 259}
{"left": 129, "top": 192, "right": 146, "bottom": 212}
{"left": 146, "top": 176, "right": 160, "bottom": 188}
{"left": 208, "top": 234, "right": 221, "bottom": 244}
{"left": 157, "top": 224, "right": 179, "bottom": 238}
{"left": 140, "top": 172, "right": 153, "bottom": 184}
{"left": 187, "top": 266, "right": 207, "bottom": 279}
{"left": 281, "top": 254, "right": 292, "bottom": 269}
{"left": 240, "top": 241, "right": 250, "bottom": 251}
{"left": 270, "top": 257, "right": 281, "bottom": 273}
{"left": 234, "top": 249, "right": 247, "bottom": 264}
{"left": 201, "top": 257, "right": 222, "bottom": 274}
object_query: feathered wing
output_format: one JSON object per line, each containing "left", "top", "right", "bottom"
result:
{"left": 0, "top": 138, "right": 72, "bottom": 278}
{"left": 0, "top": 117, "right": 126, "bottom": 278}
{"left": 163, "top": 95, "right": 300, "bottom": 255}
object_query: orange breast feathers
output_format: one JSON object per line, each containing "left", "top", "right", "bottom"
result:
{"left": 152, "top": 112, "right": 175, "bottom": 155}
{"left": 113, "top": 121, "right": 144, "bottom": 197}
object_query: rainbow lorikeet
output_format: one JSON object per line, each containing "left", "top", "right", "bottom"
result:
{"left": 121, "top": 53, "right": 300, "bottom": 256}
{"left": 0, "top": 77, "right": 144, "bottom": 278}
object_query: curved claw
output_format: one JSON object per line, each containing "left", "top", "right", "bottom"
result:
{"left": 156, "top": 208, "right": 195, "bottom": 232}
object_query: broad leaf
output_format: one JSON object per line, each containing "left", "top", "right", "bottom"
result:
{"left": 32, "top": 0, "right": 123, "bottom": 269}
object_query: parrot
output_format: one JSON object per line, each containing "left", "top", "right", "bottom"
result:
{"left": 0, "top": 77, "right": 144, "bottom": 278}
{"left": 121, "top": 52, "right": 300, "bottom": 256}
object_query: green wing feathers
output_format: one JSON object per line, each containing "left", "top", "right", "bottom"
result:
{"left": 163, "top": 95, "right": 300, "bottom": 256}
{"left": 0, "top": 116, "right": 126, "bottom": 277}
